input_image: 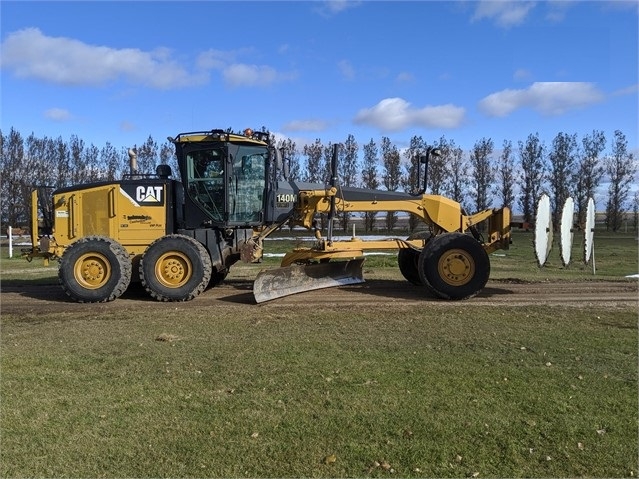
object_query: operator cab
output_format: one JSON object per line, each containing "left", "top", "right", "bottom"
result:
{"left": 172, "top": 129, "right": 270, "bottom": 229}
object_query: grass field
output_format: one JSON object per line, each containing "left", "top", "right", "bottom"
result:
{"left": 1, "top": 229, "right": 637, "bottom": 478}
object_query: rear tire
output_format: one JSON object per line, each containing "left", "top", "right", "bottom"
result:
{"left": 397, "top": 231, "right": 432, "bottom": 285}
{"left": 418, "top": 233, "right": 490, "bottom": 300}
{"left": 58, "top": 236, "right": 132, "bottom": 303}
{"left": 140, "top": 234, "right": 212, "bottom": 302}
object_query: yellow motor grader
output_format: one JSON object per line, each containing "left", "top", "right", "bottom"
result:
{"left": 23, "top": 128, "right": 511, "bottom": 303}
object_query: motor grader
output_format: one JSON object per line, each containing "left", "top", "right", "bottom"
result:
{"left": 23, "top": 128, "right": 511, "bottom": 303}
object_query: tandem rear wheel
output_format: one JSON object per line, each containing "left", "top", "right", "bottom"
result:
{"left": 140, "top": 234, "right": 212, "bottom": 302}
{"left": 418, "top": 232, "right": 490, "bottom": 300}
{"left": 58, "top": 236, "right": 132, "bottom": 303}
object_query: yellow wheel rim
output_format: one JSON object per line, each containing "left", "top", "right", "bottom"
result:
{"left": 155, "top": 251, "right": 192, "bottom": 288}
{"left": 74, "top": 252, "right": 111, "bottom": 289}
{"left": 438, "top": 248, "right": 475, "bottom": 286}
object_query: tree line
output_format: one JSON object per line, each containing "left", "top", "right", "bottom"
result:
{"left": 1, "top": 126, "right": 637, "bottom": 234}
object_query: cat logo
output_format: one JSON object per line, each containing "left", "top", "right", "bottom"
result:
{"left": 121, "top": 184, "right": 165, "bottom": 207}
{"left": 136, "top": 185, "right": 163, "bottom": 203}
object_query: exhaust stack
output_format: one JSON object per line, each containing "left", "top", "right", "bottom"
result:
{"left": 128, "top": 148, "right": 138, "bottom": 177}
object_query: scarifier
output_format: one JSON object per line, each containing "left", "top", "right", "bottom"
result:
{"left": 23, "top": 128, "right": 511, "bottom": 303}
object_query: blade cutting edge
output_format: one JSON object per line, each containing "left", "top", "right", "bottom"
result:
{"left": 253, "top": 259, "right": 365, "bottom": 303}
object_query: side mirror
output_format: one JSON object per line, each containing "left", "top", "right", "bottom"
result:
{"left": 273, "top": 147, "right": 289, "bottom": 179}
{"left": 274, "top": 148, "right": 283, "bottom": 171}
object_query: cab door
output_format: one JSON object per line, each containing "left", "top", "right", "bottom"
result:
{"left": 227, "top": 149, "right": 266, "bottom": 226}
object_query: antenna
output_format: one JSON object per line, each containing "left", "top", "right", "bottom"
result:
{"left": 584, "top": 197, "right": 596, "bottom": 273}
{"left": 534, "top": 194, "right": 553, "bottom": 267}
{"left": 559, "top": 197, "right": 574, "bottom": 267}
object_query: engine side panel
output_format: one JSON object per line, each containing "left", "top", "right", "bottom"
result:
{"left": 51, "top": 181, "right": 171, "bottom": 256}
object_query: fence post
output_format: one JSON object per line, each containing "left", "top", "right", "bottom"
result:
{"left": 8, "top": 226, "right": 13, "bottom": 258}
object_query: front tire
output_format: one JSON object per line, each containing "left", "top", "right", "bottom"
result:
{"left": 418, "top": 233, "right": 490, "bottom": 300}
{"left": 140, "top": 234, "right": 212, "bottom": 302}
{"left": 58, "top": 236, "right": 132, "bottom": 303}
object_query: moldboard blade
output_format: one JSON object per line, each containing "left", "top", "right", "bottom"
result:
{"left": 253, "top": 259, "right": 365, "bottom": 303}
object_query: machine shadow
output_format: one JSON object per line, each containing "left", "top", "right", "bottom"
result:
{"left": 215, "top": 278, "right": 514, "bottom": 305}
{"left": 9, "top": 284, "right": 70, "bottom": 303}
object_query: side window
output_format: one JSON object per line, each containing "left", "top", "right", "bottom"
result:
{"left": 187, "top": 150, "right": 225, "bottom": 222}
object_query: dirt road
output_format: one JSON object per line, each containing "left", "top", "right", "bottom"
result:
{"left": 1, "top": 278, "right": 636, "bottom": 315}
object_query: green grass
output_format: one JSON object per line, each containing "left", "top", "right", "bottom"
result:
{"left": 1, "top": 229, "right": 637, "bottom": 477}
{"left": 1, "top": 306, "right": 637, "bottom": 478}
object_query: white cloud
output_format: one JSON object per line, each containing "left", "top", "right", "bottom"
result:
{"left": 0, "top": 28, "right": 206, "bottom": 89}
{"left": 197, "top": 49, "right": 235, "bottom": 70}
{"left": 222, "top": 63, "right": 297, "bottom": 87}
{"left": 44, "top": 108, "right": 72, "bottom": 121}
{"left": 1, "top": 28, "right": 294, "bottom": 90}
{"left": 198, "top": 48, "right": 297, "bottom": 88}
{"left": 282, "top": 119, "right": 331, "bottom": 132}
{"left": 471, "top": 0, "right": 536, "bottom": 28}
{"left": 353, "top": 97, "right": 466, "bottom": 131}
{"left": 479, "top": 82, "right": 605, "bottom": 117}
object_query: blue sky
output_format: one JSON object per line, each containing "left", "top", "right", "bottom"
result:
{"left": 1, "top": 0, "right": 637, "bottom": 159}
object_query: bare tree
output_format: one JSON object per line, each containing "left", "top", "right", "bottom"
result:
{"left": 25, "top": 133, "right": 54, "bottom": 188}
{"left": 302, "top": 139, "right": 323, "bottom": 183}
{"left": 54, "top": 136, "right": 71, "bottom": 188}
{"left": 441, "top": 138, "right": 469, "bottom": 209}
{"left": 338, "top": 134, "right": 359, "bottom": 231}
{"left": 428, "top": 135, "right": 450, "bottom": 195}
{"left": 0, "top": 128, "right": 26, "bottom": 228}
{"left": 361, "top": 139, "right": 379, "bottom": 232}
{"left": 69, "top": 135, "right": 86, "bottom": 185}
{"left": 494, "top": 139, "right": 516, "bottom": 210}
{"left": 101, "top": 142, "right": 121, "bottom": 181}
{"left": 402, "top": 135, "right": 426, "bottom": 232}
{"left": 548, "top": 132, "right": 578, "bottom": 228}
{"left": 469, "top": 137, "right": 494, "bottom": 213}
{"left": 381, "top": 137, "right": 402, "bottom": 232}
{"left": 605, "top": 130, "right": 637, "bottom": 231}
{"left": 159, "top": 141, "right": 178, "bottom": 180}
{"left": 24, "top": 134, "right": 57, "bottom": 233}
{"left": 518, "top": 133, "right": 546, "bottom": 224}
{"left": 85, "top": 144, "right": 101, "bottom": 182}
{"left": 575, "top": 130, "right": 606, "bottom": 227}
{"left": 136, "top": 135, "right": 159, "bottom": 175}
